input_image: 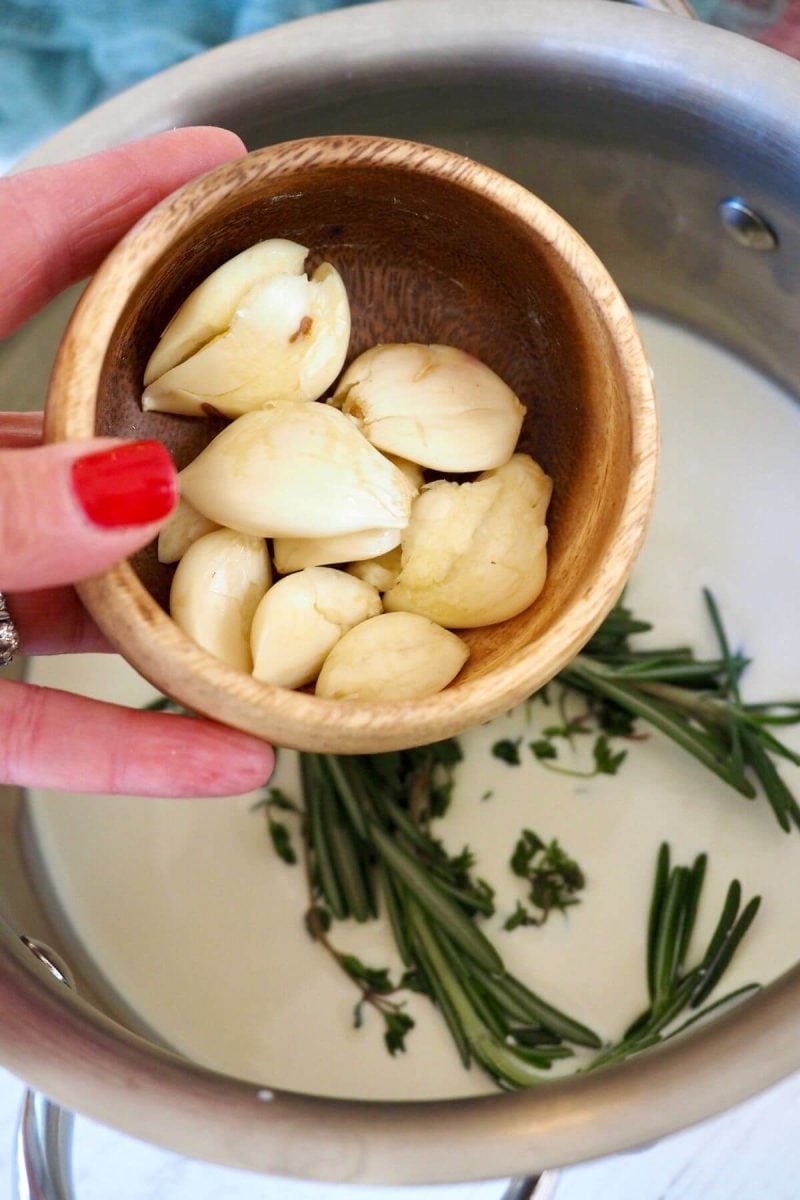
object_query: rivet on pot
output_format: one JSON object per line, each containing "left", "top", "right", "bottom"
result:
{"left": 20, "top": 936, "right": 74, "bottom": 989}
{"left": 718, "top": 198, "right": 778, "bottom": 252}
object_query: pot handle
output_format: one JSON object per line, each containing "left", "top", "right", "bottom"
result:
{"left": 625, "top": 0, "right": 699, "bottom": 17}
{"left": 13, "top": 1091, "right": 75, "bottom": 1200}
{"left": 12, "top": 940, "right": 76, "bottom": 1200}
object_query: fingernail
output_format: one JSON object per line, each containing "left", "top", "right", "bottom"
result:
{"left": 72, "top": 440, "right": 177, "bottom": 528}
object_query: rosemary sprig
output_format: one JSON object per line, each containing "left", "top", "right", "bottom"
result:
{"left": 590, "top": 842, "right": 760, "bottom": 1070}
{"left": 557, "top": 590, "right": 800, "bottom": 833}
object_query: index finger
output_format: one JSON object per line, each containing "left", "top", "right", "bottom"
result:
{"left": 0, "top": 679, "right": 274, "bottom": 797}
{"left": 0, "top": 127, "right": 246, "bottom": 339}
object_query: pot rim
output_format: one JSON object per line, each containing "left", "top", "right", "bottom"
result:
{"left": 5, "top": 0, "right": 800, "bottom": 1185}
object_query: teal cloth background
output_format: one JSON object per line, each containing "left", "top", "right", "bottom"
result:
{"left": 693, "top": 0, "right": 786, "bottom": 26}
{"left": 0, "top": 0, "right": 796, "bottom": 163}
{"left": 0, "top": 0, "right": 368, "bottom": 160}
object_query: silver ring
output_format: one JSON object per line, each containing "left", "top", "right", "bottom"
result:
{"left": 0, "top": 592, "right": 20, "bottom": 668}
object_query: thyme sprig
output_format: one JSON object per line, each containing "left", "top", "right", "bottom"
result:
{"left": 590, "top": 843, "right": 761, "bottom": 1070}
{"left": 558, "top": 590, "right": 800, "bottom": 832}
{"left": 504, "top": 831, "right": 586, "bottom": 929}
{"left": 251, "top": 787, "right": 301, "bottom": 864}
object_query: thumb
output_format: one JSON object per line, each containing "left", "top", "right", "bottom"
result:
{"left": 0, "top": 439, "right": 177, "bottom": 591}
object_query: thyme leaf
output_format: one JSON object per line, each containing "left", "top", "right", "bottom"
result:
{"left": 252, "top": 787, "right": 301, "bottom": 866}
{"left": 268, "top": 820, "right": 296, "bottom": 865}
{"left": 384, "top": 1010, "right": 416, "bottom": 1056}
{"left": 492, "top": 738, "right": 523, "bottom": 766}
{"left": 592, "top": 734, "right": 628, "bottom": 777}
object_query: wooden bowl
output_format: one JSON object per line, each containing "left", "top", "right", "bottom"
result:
{"left": 45, "top": 135, "right": 657, "bottom": 754}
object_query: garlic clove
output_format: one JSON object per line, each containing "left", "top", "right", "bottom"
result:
{"left": 335, "top": 459, "right": 421, "bottom": 584}
{"left": 315, "top": 611, "right": 469, "bottom": 702}
{"left": 347, "top": 545, "right": 402, "bottom": 592}
{"left": 143, "top": 239, "right": 308, "bottom": 385}
{"left": 251, "top": 566, "right": 381, "bottom": 689}
{"left": 143, "top": 262, "right": 350, "bottom": 418}
{"left": 170, "top": 528, "right": 271, "bottom": 671}
{"left": 157, "top": 495, "right": 220, "bottom": 564}
{"left": 180, "top": 402, "right": 416, "bottom": 539}
{"left": 385, "top": 453, "right": 425, "bottom": 492}
{"left": 332, "top": 343, "right": 525, "bottom": 471}
{"left": 273, "top": 527, "right": 402, "bottom": 574}
{"left": 383, "top": 453, "right": 552, "bottom": 628}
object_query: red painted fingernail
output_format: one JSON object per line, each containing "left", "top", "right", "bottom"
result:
{"left": 71, "top": 440, "right": 177, "bottom": 528}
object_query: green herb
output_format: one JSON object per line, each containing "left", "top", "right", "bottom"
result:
{"left": 492, "top": 738, "right": 523, "bottom": 766}
{"left": 143, "top": 695, "right": 183, "bottom": 712}
{"left": 480, "top": 789, "right": 495, "bottom": 802}
{"left": 295, "top": 747, "right": 600, "bottom": 1087}
{"left": 251, "top": 787, "right": 303, "bottom": 866}
{"left": 553, "top": 590, "right": 800, "bottom": 832}
{"left": 592, "top": 734, "right": 627, "bottom": 777}
{"left": 542, "top": 717, "right": 591, "bottom": 743}
{"left": 303, "top": 905, "right": 331, "bottom": 940}
{"left": 528, "top": 729, "right": 628, "bottom": 780}
{"left": 268, "top": 820, "right": 296, "bottom": 865}
{"left": 262, "top": 786, "right": 299, "bottom": 813}
{"left": 340, "top": 955, "right": 396, "bottom": 995}
{"left": 503, "top": 900, "right": 538, "bottom": 932}
{"left": 590, "top": 843, "right": 760, "bottom": 1070}
{"left": 383, "top": 1010, "right": 416, "bottom": 1055}
{"left": 505, "top": 831, "right": 585, "bottom": 928}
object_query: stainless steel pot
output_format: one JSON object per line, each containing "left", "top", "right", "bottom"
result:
{"left": 3, "top": 0, "right": 800, "bottom": 1186}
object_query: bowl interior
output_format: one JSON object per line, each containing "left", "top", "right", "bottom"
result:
{"left": 93, "top": 143, "right": 638, "bottom": 687}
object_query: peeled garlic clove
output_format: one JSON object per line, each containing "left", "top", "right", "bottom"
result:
{"left": 384, "top": 453, "right": 552, "bottom": 628}
{"left": 144, "top": 239, "right": 308, "bottom": 385}
{"left": 251, "top": 567, "right": 381, "bottom": 689}
{"left": 143, "top": 262, "right": 350, "bottom": 418}
{"left": 316, "top": 612, "right": 469, "bottom": 702}
{"left": 347, "top": 545, "right": 402, "bottom": 592}
{"left": 180, "top": 403, "right": 416, "bottom": 539}
{"left": 273, "top": 527, "right": 402, "bottom": 573}
{"left": 332, "top": 343, "right": 525, "bottom": 471}
{"left": 385, "top": 454, "right": 424, "bottom": 492}
{"left": 157, "top": 496, "right": 220, "bottom": 564}
{"left": 170, "top": 529, "right": 271, "bottom": 671}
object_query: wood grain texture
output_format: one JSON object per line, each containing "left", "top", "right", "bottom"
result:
{"left": 45, "top": 136, "right": 657, "bottom": 753}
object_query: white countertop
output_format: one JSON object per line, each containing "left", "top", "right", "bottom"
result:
{"left": 3, "top": 1063, "right": 800, "bottom": 1199}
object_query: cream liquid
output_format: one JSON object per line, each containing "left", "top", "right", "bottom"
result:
{"left": 27, "top": 314, "right": 800, "bottom": 1100}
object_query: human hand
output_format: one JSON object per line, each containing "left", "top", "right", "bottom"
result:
{"left": 0, "top": 129, "right": 275, "bottom": 798}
